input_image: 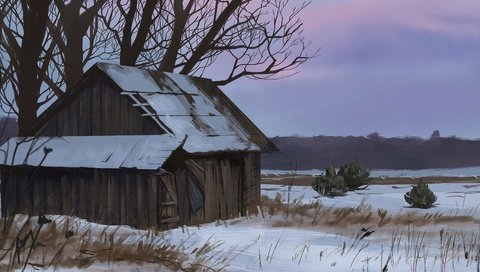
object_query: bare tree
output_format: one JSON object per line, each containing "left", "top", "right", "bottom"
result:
{"left": 0, "top": 0, "right": 56, "bottom": 136}
{"left": 48, "top": 0, "right": 108, "bottom": 89}
{"left": 0, "top": 0, "right": 316, "bottom": 136}
{"left": 0, "top": 0, "right": 110, "bottom": 135}
{"left": 101, "top": 0, "right": 166, "bottom": 66}
{"left": 159, "top": 0, "right": 196, "bottom": 71}
{"left": 102, "top": 0, "right": 317, "bottom": 84}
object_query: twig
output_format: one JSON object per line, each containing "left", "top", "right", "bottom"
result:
{"left": 286, "top": 161, "right": 297, "bottom": 218}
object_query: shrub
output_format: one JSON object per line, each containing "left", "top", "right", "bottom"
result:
{"left": 338, "top": 160, "right": 370, "bottom": 190}
{"left": 312, "top": 165, "right": 347, "bottom": 197}
{"left": 404, "top": 181, "right": 437, "bottom": 209}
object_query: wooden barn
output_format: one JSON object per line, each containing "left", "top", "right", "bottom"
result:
{"left": 0, "top": 63, "right": 277, "bottom": 229}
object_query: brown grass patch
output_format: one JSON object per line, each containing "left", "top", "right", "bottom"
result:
{"left": 0, "top": 215, "right": 230, "bottom": 271}
{"left": 260, "top": 194, "right": 480, "bottom": 232}
{"left": 261, "top": 194, "right": 480, "bottom": 271}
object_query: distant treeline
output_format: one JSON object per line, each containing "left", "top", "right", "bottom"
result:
{"left": 263, "top": 135, "right": 480, "bottom": 170}
{"left": 2, "top": 118, "right": 478, "bottom": 170}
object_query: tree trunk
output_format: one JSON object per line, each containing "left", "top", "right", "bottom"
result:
{"left": 64, "top": 32, "right": 84, "bottom": 89}
{"left": 53, "top": 0, "right": 108, "bottom": 89}
{"left": 119, "top": 0, "right": 157, "bottom": 66}
{"left": 120, "top": 46, "right": 138, "bottom": 66}
{"left": 17, "top": 72, "right": 39, "bottom": 137}
{"left": 17, "top": 98, "right": 38, "bottom": 137}
{"left": 159, "top": 1, "right": 193, "bottom": 72}
{"left": 17, "top": 0, "right": 52, "bottom": 136}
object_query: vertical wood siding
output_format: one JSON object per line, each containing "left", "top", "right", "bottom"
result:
{"left": 39, "top": 75, "right": 161, "bottom": 136}
{"left": 176, "top": 152, "right": 261, "bottom": 225}
{"left": 0, "top": 168, "right": 179, "bottom": 230}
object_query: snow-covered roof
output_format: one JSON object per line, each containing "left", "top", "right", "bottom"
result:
{"left": 11, "top": 63, "right": 276, "bottom": 169}
{"left": 97, "top": 63, "right": 275, "bottom": 153}
{"left": 0, "top": 136, "right": 182, "bottom": 170}
{"left": 0, "top": 134, "right": 263, "bottom": 169}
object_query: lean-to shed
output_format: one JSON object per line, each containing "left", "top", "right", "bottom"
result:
{"left": 0, "top": 63, "right": 277, "bottom": 229}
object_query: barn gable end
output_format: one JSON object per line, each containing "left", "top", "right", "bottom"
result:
{"left": 39, "top": 72, "right": 162, "bottom": 137}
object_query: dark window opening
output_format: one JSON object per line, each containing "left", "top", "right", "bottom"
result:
{"left": 187, "top": 171, "right": 204, "bottom": 213}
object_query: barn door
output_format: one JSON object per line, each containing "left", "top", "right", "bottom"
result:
{"left": 159, "top": 174, "right": 179, "bottom": 230}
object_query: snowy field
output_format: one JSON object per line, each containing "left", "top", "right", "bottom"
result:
{"left": 261, "top": 183, "right": 480, "bottom": 215}
{"left": 262, "top": 166, "right": 480, "bottom": 178}
{"left": 161, "top": 182, "right": 480, "bottom": 272}
{"left": 3, "top": 182, "right": 480, "bottom": 271}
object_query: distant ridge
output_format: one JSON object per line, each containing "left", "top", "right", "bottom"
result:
{"left": 2, "top": 119, "right": 479, "bottom": 170}
{"left": 262, "top": 135, "right": 480, "bottom": 170}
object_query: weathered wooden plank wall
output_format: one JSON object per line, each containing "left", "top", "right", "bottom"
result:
{"left": 1, "top": 152, "right": 261, "bottom": 229}
{"left": 39, "top": 75, "right": 160, "bottom": 137}
{"left": 0, "top": 167, "right": 179, "bottom": 230}
{"left": 243, "top": 153, "right": 261, "bottom": 215}
{"left": 175, "top": 152, "right": 261, "bottom": 226}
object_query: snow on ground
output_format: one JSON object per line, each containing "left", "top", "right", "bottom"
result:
{"left": 7, "top": 182, "right": 480, "bottom": 271}
{"left": 160, "top": 182, "right": 480, "bottom": 272}
{"left": 261, "top": 183, "right": 480, "bottom": 215}
{"left": 166, "top": 219, "right": 388, "bottom": 272}
{"left": 262, "top": 166, "right": 480, "bottom": 178}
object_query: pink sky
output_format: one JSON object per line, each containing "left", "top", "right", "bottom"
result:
{"left": 224, "top": 0, "right": 480, "bottom": 139}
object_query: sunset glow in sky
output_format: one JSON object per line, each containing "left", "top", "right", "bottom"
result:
{"left": 225, "top": 0, "right": 480, "bottom": 139}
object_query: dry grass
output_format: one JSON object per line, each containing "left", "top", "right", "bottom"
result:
{"left": 0, "top": 215, "right": 231, "bottom": 271}
{"left": 1, "top": 193, "right": 478, "bottom": 271}
{"left": 260, "top": 193, "right": 480, "bottom": 232}
{"left": 260, "top": 194, "right": 480, "bottom": 271}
